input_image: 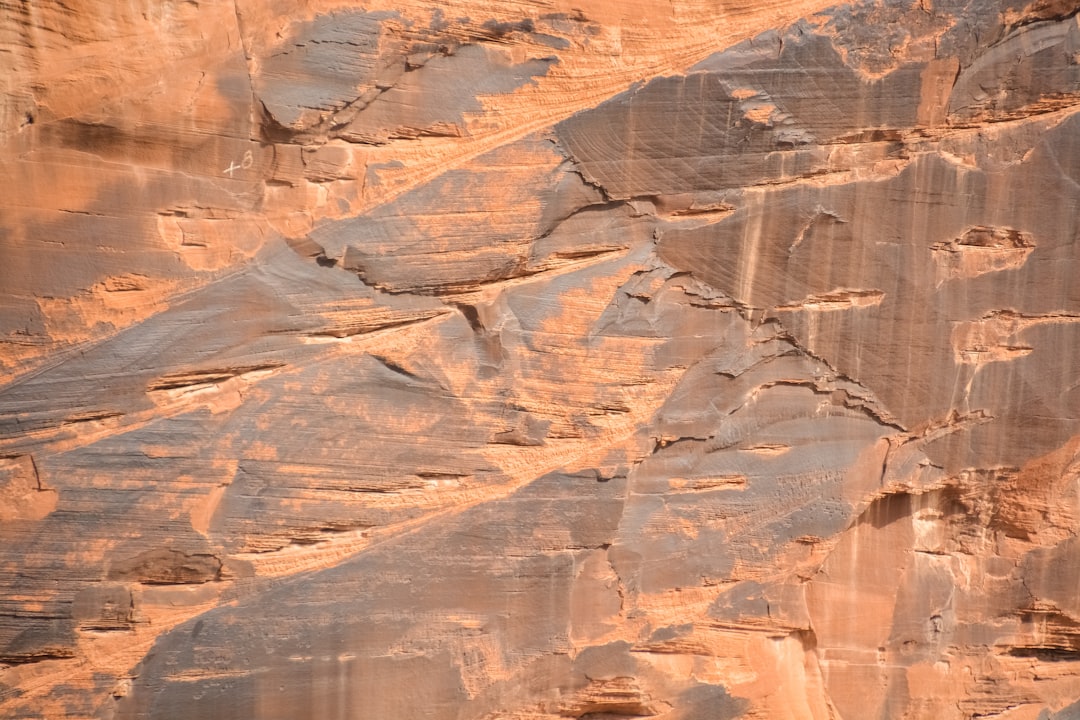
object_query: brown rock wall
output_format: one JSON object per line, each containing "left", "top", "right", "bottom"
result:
{"left": 2, "top": 0, "right": 1080, "bottom": 718}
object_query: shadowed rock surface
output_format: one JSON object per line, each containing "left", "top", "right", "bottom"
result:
{"left": 2, "top": 0, "right": 1080, "bottom": 718}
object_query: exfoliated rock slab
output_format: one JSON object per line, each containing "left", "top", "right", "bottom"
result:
{"left": 308, "top": 135, "right": 640, "bottom": 296}
{"left": 254, "top": 10, "right": 399, "bottom": 131}
{"left": 654, "top": 115, "right": 1080, "bottom": 469}
{"left": 558, "top": 10, "right": 1080, "bottom": 470}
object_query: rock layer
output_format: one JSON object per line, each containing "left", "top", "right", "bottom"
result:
{"left": 2, "top": 0, "right": 1080, "bottom": 718}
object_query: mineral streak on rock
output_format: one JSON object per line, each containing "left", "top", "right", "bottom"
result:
{"left": 2, "top": 0, "right": 1080, "bottom": 718}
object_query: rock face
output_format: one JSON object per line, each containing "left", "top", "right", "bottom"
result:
{"left": 2, "top": 0, "right": 1080, "bottom": 717}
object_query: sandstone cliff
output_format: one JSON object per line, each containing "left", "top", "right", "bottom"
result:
{"left": 2, "top": 0, "right": 1080, "bottom": 718}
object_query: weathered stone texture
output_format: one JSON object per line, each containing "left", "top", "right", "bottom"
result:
{"left": 2, "top": 0, "right": 1080, "bottom": 718}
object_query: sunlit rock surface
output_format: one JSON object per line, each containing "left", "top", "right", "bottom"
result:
{"left": 2, "top": 0, "right": 1080, "bottom": 717}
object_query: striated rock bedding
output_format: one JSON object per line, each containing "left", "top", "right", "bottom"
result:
{"left": 2, "top": 0, "right": 1080, "bottom": 717}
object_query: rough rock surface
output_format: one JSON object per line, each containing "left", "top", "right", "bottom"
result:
{"left": 2, "top": 0, "right": 1080, "bottom": 718}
